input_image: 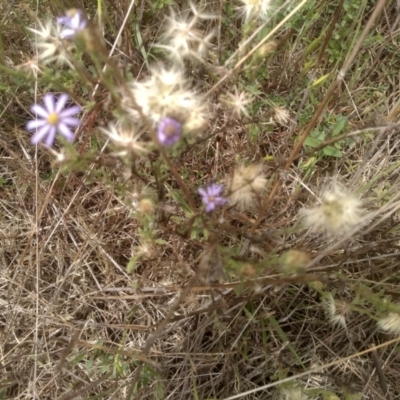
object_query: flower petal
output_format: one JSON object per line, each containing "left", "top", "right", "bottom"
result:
{"left": 205, "top": 202, "right": 215, "bottom": 212}
{"left": 27, "top": 119, "right": 47, "bottom": 131}
{"left": 31, "top": 125, "right": 50, "bottom": 145}
{"left": 55, "top": 93, "right": 69, "bottom": 113}
{"left": 198, "top": 188, "right": 207, "bottom": 197}
{"left": 59, "top": 105, "right": 81, "bottom": 118}
{"left": 60, "top": 29, "right": 75, "bottom": 39}
{"left": 70, "top": 13, "right": 82, "bottom": 29}
{"left": 57, "top": 123, "right": 75, "bottom": 141}
{"left": 216, "top": 197, "right": 227, "bottom": 206}
{"left": 31, "top": 104, "right": 49, "bottom": 119}
{"left": 44, "top": 126, "right": 56, "bottom": 147}
{"left": 62, "top": 117, "right": 81, "bottom": 127}
{"left": 210, "top": 184, "right": 223, "bottom": 196}
{"left": 43, "top": 93, "right": 56, "bottom": 113}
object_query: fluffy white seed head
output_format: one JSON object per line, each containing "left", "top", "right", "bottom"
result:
{"left": 301, "top": 185, "right": 364, "bottom": 235}
{"left": 16, "top": 56, "right": 42, "bottom": 78}
{"left": 158, "top": 2, "right": 215, "bottom": 62}
{"left": 220, "top": 87, "right": 253, "bottom": 118}
{"left": 101, "top": 123, "right": 149, "bottom": 158}
{"left": 378, "top": 312, "right": 400, "bottom": 335}
{"left": 272, "top": 106, "right": 291, "bottom": 126}
{"left": 122, "top": 66, "right": 208, "bottom": 134}
{"left": 325, "top": 294, "right": 350, "bottom": 329}
{"left": 238, "top": 0, "right": 272, "bottom": 22}
{"left": 228, "top": 164, "right": 267, "bottom": 211}
{"left": 28, "top": 19, "right": 71, "bottom": 66}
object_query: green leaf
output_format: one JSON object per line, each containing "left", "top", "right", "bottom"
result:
{"left": 311, "top": 73, "right": 331, "bottom": 88}
{"left": 304, "top": 35, "right": 323, "bottom": 57}
{"left": 300, "top": 156, "right": 317, "bottom": 169}
{"left": 86, "top": 357, "right": 94, "bottom": 373}
{"left": 331, "top": 114, "right": 348, "bottom": 136}
{"left": 304, "top": 137, "right": 322, "bottom": 148}
{"left": 301, "top": 60, "right": 314, "bottom": 74}
{"left": 127, "top": 254, "right": 141, "bottom": 273}
{"left": 323, "top": 146, "right": 342, "bottom": 157}
{"left": 316, "top": 131, "right": 326, "bottom": 141}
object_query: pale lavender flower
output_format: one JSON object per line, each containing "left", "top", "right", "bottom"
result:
{"left": 57, "top": 9, "right": 87, "bottom": 39}
{"left": 157, "top": 117, "right": 182, "bottom": 146}
{"left": 198, "top": 184, "right": 227, "bottom": 212}
{"left": 27, "top": 93, "right": 81, "bottom": 147}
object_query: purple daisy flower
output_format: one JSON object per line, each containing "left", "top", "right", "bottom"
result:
{"left": 157, "top": 117, "right": 182, "bottom": 146}
{"left": 198, "top": 184, "right": 227, "bottom": 212}
{"left": 27, "top": 93, "right": 81, "bottom": 147}
{"left": 57, "top": 9, "right": 87, "bottom": 39}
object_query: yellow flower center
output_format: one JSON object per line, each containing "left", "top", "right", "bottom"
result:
{"left": 67, "top": 8, "right": 78, "bottom": 17}
{"left": 47, "top": 112, "right": 59, "bottom": 125}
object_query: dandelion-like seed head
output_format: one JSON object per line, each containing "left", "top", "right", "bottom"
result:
{"left": 26, "top": 93, "right": 81, "bottom": 147}
{"left": 238, "top": 0, "right": 272, "bottom": 22}
{"left": 228, "top": 164, "right": 267, "bottom": 211}
{"left": 220, "top": 87, "right": 253, "bottom": 118}
{"left": 198, "top": 184, "right": 227, "bottom": 212}
{"left": 157, "top": 67, "right": 185, "bottom": 91}
{"left": 325, "top": 294, "right": 350, "bottom": 329}
{"left": 378, "top": 312, "right": 400, "bottom": 336}
{"left": 101, "top": 123, "right": 149, "bottom": 157}
{"left": 158, "top": 2, "right": 215, "bottom": 62}
{"left": 301, "top": 185, "right": 364, "bottom": 235}
{"left": 138, "top": 198, "right": 155, "bottom": 215}
{"left": 16, "top": 56, "right": 42, "bottom": 78}
{"left": 272, "top": 106, "right": 291, "bottom": 126}
{"left": 123, "top": 66, "right": 208, "bottom": 135}
{"left": 28, "top": 19, "right": 70, "bottom": 65}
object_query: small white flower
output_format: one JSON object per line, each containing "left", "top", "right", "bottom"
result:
{"left": 301, "top": 185, "right": 364, "bottom": 235}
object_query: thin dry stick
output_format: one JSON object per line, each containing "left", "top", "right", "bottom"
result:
{"left": 251, "top": 0, "right": 387, "bottom": 233}
{"left": 370, "top": 346, "right": 391, "bottom": 399}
